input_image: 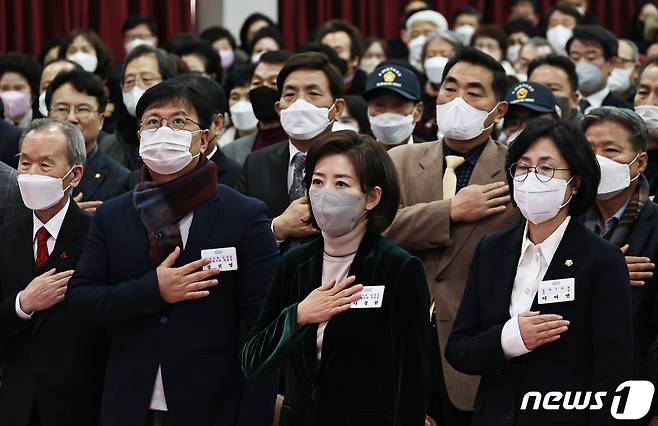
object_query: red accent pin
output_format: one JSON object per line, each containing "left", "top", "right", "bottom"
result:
{"left": 59, "top": 251, "right": 69, "bottom": 261}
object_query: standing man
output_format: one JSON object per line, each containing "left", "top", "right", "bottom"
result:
{"left": 633, "top": 56, "right": 658, "bottom": 193}
{"left": 384, "top": 47, "right": 521, "bottom": 425}
{"left": 0, "top": 160, "right": 25, "bottom": 226}
{"left": 0, "top": 119, "right": 107, "bottom": 426}
{"left": 68, "top": 79, "right": 279, "bottom": 426}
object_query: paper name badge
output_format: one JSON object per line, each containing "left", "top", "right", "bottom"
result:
{"left": 201, "top": 247, "right": 238, "bottom": 271}
{"left": 538, "top": 278, "right": 575, "bottom": 304}
{"left": 351, "top": 285, "right": 385, "bottom": 309}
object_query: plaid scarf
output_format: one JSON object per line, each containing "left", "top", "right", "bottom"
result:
{"left": 133, "top": 155, "right": 218, "bottom": 266}
{"left": 598, "top": 174, "right": 650, "bottom": 247}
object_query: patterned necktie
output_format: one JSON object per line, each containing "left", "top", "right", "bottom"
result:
{"left": 442, "top": 155, "right": 466, "bottom": 199}
{"left": 35, "top": 226, "right": 50, "bottom": 268}
{"left": 289, "top": 152, "right": 307, "bottom": 200}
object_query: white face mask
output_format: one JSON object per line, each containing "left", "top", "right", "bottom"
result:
{"left": 229, "top": 100, "right": 259, "bottom": 131}
{"left": 369, "top": 112, "right": 415, "bottom": 145}
{"left": 332, "top": 121, "right": 359, "bottom": 132}
{"left": 122, "top": 87, "right": 146, "bottom": 117}
{"left": 67, "top": 52, "right": 98, "bottom": 73}
{"left": 408, "top": 35, "right": 427, "bottom": 65}
{"left": 636, "top": 105, "right": 658, "bottom": 138}
{"left": 608, "top": 67, "right": 633, "bottom": 93}
{"left": 436, "top": 97, "right": 498, "bottom": 141}
{"left": 514, "top": 175, "right": 573, "bottom": 225}
{"left": 546, "top": 25, "right": 573, "bottom": 55}
{"left": 596, "top": 154, "right": 639, "bottom": 200}
{"left": 139, "top": 126, "right": 200, "bottom": 175}
{"left": 38, "top": 91, "right": 48, "bottom": 117}
{"left": 280, "top": 99, "right": 334, "bottom": 141}
{"left": 18, "top": 167, "right": 75, "bottom": 210}
{"left": 359, "top": 57, "right": 382, "bottom": 75}
{"left": 125, "top": 38, "right": 156, "bottom": 55}
{"left": 515, "top": 72, "right": 528, "bottom": 82}
{"left": 507, "top": 44, "right": 522, "bottom": 62}
{"left": 309, "top": 188, "right": 365, "bottom": 237}
{"left": 454, "top": 25, "right": 476, "bottom": 46}
{"left": 251, "top": 51, "right": 264, "bottom": 64}
{"left": 576, "top": 5, "right": 586, "bottom": 15}
{"left": 424, "top": 56, "right": 449, "bottom": 84}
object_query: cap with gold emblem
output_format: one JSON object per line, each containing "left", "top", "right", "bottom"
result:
{"left": 505, "top": 81, "right": 561, "bottom": 117}
{"left": 363, "top": 64, "right": 421, "bottom": 102}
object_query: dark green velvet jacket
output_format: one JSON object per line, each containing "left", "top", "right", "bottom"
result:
{"left": 241, "top": 232, "right": 431, "bottom": 426}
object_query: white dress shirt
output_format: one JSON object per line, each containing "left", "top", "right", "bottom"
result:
{"left": 500, "top": 216, "right": 571, "bottom": 359}
{"left": 582, "top": 86, "right": 610, "bottom": 114}
{"left": 205, "top": 145, "right": 218, "bottom": 161}
{"left": 149, "top": 212, "right": 194, "bottom": 411}
{"left": 15, "top": 199, "right": 71, "bottom": 320}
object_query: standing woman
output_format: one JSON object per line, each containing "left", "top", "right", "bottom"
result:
{"left": 445, "top": 118, "right": 633, "bottom": 425}
{"left": 242, "top": 131, "right": 431, "bottom": 426}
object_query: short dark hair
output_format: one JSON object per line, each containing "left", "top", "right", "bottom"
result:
{"left": 174, "top": 74, "right": 227, "bottom": 115}
{"left": 260, "top": 50, "right": 294, "bottom": 65}
{"left": 200, "top": 26, "right": 237, "bottom": 50}
{"left": 453, "top": 6, "right": 482, "bottom": 23}
{"left": 509, "top": 0, "right": 540, "bottom": 13}
{"left": 344, "top": 94, "right": 372, "bottom": 136}
{"left": 58, "top": 28, "right": 113, "bottom": 80}
{"left": 277, "top": 52, "right": 344, "bottom": 100}
{"left": 239, "top": 13, "right": 276, "bottom": 49}
{"left": 472, "top": 24, "right": 509, "bottom": 53}
{"left": 505, "top": 17, "right": 542, "bottom": 38}
{"left": 172, "top": 39, "right": 223, "bottom": 82}
{"left": 581, "top": 106, "right": 648, "bottom": 152}
{"left": 248, "top": 26, "right": 286, "bottom": 55}
{"left": 225, "top": 64, "right": 255, "bottom": 95}
{"left": 566, "top": 25, "right": 619, "bottom": 60}
{"left": 442, "top": 47, "right": 509, "bottom": 101}
{"left": 528, "top": 53, "right": 579, "bottom": 92}
{"left": 38, "top": 38, "right": 62, "bottom": 66}
{"left": 0, "top": 52, "right": 42, "bottom": 96}
{"left": 362, "top": 37, "right": 390, "bottom": 59}
{"left": 122, "top": 15, "right": 159, "bottom": 37}
{"left": 304, "top": 130, "right": 400, "bottom": 233}
{"left": 122, "top": 45, "right": 178, "bottom": 85}
{"left": 543, "top": 5, "right": 583, "bottom": 29}
{"left": 45, "top": 69, "right": 106, "bottom": 113}
{"left": 506, "top": 118, "right": 600, "bottom": 218}
{"left": 635, "top": 54, "right": 658, "bottom": 88}
{"left": 316, "top": 19, "right": 363, "bottom": 60}
{"left": 297, "top": 42, "right": 348, "bottom": 77}
{"left": 136, "top": 78, "right": 213, "bottom": 130}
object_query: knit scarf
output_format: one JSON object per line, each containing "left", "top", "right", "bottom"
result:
{"left": 605, "top": 174, "right": 650, "bottom": 247}
{"left": 133, "top": 155, "right": 218, "bottom": 266}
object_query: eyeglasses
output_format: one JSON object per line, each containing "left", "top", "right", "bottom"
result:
{"left": 50, "top": 104, "right": 98, "bottom": 120}
{"left": 139, "top": 116, "right": 201, "bottom": 131}
{"left": 509, "top": 162, "right": 571, "bottom": 182}
{"left": 122, "top": 74, "right": 162, "bottom": 91}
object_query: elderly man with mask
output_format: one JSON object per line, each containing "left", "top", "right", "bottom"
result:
{"left": 634, "top": 55, "right": 658, "bottom": 193}
{"left": 68, "top": 78, "right": 279, "bottom": 426}
{"left": 0, "top": 119, "right": 107, "bottom": 426}
{"left": 404, "top": 10, "right": 449, "bottom": 72}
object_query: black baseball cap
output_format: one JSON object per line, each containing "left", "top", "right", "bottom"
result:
{"left": 505, "top": 81, "right": 561, "bottom": 117}
{"left": 363, "top": 64, "right": 421, "bottom": 102}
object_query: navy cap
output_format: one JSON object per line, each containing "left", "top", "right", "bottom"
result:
{"left": 505, "top": 81, "right": 561, "bottom": 117}
{"left": 363, "top": 64, "right": 421, "bottom": 102}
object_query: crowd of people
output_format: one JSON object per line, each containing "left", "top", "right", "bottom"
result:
{"left": 2, "top": 0, "right": 658, "bottom": 425}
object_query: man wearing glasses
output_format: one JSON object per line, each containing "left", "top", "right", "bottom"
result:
{"left": 68, "top": 78, "right": 280, "bottom": 426}
{"left": 46, "top": 69, "right": 131, "bottom": 212}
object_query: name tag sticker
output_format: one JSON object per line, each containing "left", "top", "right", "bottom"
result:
{"left": 351, "top": 285, "right": 385, "bottom": 309}
{"left": 201, "top": 247, "right": 238, "bottom": 271}
{"left": 538, "top": 278, "right": 575, "bottom": 304}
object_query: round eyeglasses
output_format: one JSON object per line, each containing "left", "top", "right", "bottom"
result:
{"left": 509, "top": 162, "right": 571, "bottom": 182}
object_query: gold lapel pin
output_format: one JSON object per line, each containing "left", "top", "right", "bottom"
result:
{"left": 95, "top": 173, "right": 101, "bottom": 179}
{"left": 565, "top": 259, "right": 573, "bottom": 267}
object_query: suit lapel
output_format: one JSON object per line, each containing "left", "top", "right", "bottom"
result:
{"left": 8, "top": 213, "right": 37, "bottom": 296}
{"left": 626, "top": 203, "right": 655, "bottom": 257}
{"left": 268, "top": 142, "right": 291, "bottom": 216}
{"left": 179, "top": 193, "right": 221, "bottom": 265}
{"left": 79, "top": 149, "right": 107, "bottom": 201}
{"left": 415, "top": 140, "right": 445, "bottom": 202}
{"left": 494, "top": 225, "right": 525, "bottom": 322}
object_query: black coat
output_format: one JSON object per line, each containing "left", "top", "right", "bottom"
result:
{"left": 242, "top": 233, "right": 431, "bottom": 426}
{"left": 446, "top": 219, "right": 633, "bottom": 426}
{"left": 0, "top": 202, "right": 107, "bottom": 426}
{"left": 209, "top": 149, "right": 242, "bottom": 189}
{"left": 0, "top": 120, "right": 21, "bottom": 169}
{"left": 68, "top": 185, "right": 280, "bottom": 426}
{"left": 73, "top": 146, "right": 132, "bottom": 202}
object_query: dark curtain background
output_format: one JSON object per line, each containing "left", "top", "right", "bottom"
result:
{"left": 279, "top": 0, "right": 644, "bottom": 51}
{"left": 0, "top": 0, "right": 192, "bottom": 65}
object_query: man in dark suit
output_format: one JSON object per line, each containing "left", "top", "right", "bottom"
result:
{"left": 239, "top": 52, "right": 345, "bottom": 250}
{"left": 0, "top": 119, "right": 106, "bottom": 426}
{"left": 581, "top": 107, "right": 658, "bottom": 423}
{"left": 68, "top": 79, "right": 279, "bottom": 426}
{"left": 0, "top": 102, "right": 22, "bottom": 169}
{"left": 0, "top": 160, "right": 26, "bottom": 226}
{"left": 46, "top": 69, "right": 131, "bottom": 213}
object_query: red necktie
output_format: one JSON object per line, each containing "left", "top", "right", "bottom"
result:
{"left": 35, "top": 227, "right": 50, "bottom": 268}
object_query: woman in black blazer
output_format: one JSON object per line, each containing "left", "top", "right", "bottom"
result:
{"left": 445, "top": 119, "right": 634, "bottom": 425}
{"left": 241, "top": 131, "right": 431, "bottom": 426}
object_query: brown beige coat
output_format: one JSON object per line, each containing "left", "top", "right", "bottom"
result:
{"left": 384, "top": 138, "right": 522, "bottom": 411}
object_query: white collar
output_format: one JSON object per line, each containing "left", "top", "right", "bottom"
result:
{"left": 407, "top": 134, "right": 414, "bottom": 145}
{"left": 288, "top": 141, "right": 303, "bottom": 166}
{"left": 33, "top": 198, "right": 71, "bottom": 243}
{"left": 584, "top": 86, "right": 610, "bottom": 109}
{"left": 519, "top": 216, "right": 571, "bottom": 268}
{"left": 206, "top": 145, "right": 218, "bottom": 160}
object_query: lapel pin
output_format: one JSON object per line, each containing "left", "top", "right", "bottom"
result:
{"left": 565, "top": 259, "right": 573, "bottom": 267}
{"left": 95, "top": 173, "right": 101, "bottom": 179}
{"left": 59, "top": 251, "right": 69, "bottom": 261}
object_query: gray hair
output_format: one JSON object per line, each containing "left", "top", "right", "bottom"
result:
{"left": 619, "top": 39, "right": 639, "bottom": 62}
{"left": 519, "top": 37, "right": 554, "bottom": 57}
{"left": 581, "top": 106, "right": 648, "bottom": 152}
{"left": 20, "top": 118, "right": 87, "bottom": 166}
{"left": 421, "top": 31, "right": 464, "bottom": 63}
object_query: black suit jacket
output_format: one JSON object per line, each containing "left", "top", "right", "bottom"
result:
{"left": 0, "top": 202, "right": 107, "bottom": 426}
{"left": 602, "top": 92, "right": 633, "bottom": 110}
{"left": 68, "top": 185, "right": 280, "bottom": 426}
{"left": 0, "top": 120, "right": 21, "bottom": 169}
{"left": 210, "top": 148, "right": 241, "bottom": 189}
{"left": 446, "top": 219, "right": 633, "bottom": 426}
{"left": 242, "top": 233, "right": 431, "bottom": 426}
{"left": 73, "top": 146, "right": 132, "bottom": 202}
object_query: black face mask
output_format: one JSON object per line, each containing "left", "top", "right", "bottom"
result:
{"left": 249, "top": 86, "right": 280, "bottom": 123}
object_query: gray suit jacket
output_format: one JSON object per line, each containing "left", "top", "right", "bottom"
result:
{"left": 221, "top": 132, "right": 257, "bottom": 166}
{"left": 0, "top": 161, "right": 26, "bottom": 226}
